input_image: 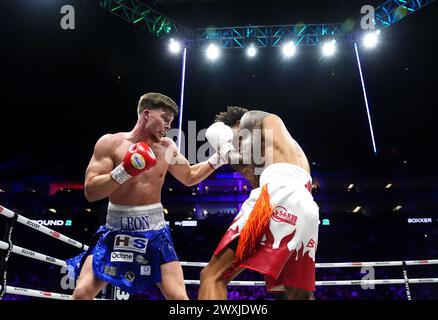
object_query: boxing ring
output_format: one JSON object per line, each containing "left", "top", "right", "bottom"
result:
{"left": 1, "top": 205, "right": 437, "bottom": 300}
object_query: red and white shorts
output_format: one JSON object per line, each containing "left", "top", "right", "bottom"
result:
{"left": 214, "top": 163, "right": 320, "bottom": 292}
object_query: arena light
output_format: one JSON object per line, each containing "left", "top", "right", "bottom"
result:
{"left": 322, "top": 40, "right": 336, "bottom": 57}
{"left": 352, "top": 206, "right": 362, "bottom": 213}
{"left": 385, "top": 183, "right": 393, "bottom": 189}
{"left": 206, "top": 43, "right": 220, "bottom": 60}
{"left": 393, "top": 205, "right": 403, "bottom": 212}
{"left": 246, "top": 44, "right": 257, "bottom": 58}
{"left": 48, "top": 208, "right": 57, "bottom": 213}
{"left": 168, "top": 38, "right": 181, "bottom": 54}
{"left": 347, "top": 184, "right": 355, "bottom": 191}
{"left": 362, "top": 30, "right": 381, "bottom": 49}
{"left": 163, "top": 208, "right": 169, "bottom": 214}
{"left": 282, "top": 41, "right": 296, "bottom": 58}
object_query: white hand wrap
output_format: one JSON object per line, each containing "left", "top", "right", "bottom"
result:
{"left": 208, "top": 152, "right": 228, "bottom": 170}
{"left": 110, "top": 163, "right": 132, "bottom": 185}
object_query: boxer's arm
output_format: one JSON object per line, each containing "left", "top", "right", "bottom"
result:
{"left": 166, "top": 139, "right": 215, "bottom": 186}
{"left": 226, "top": 140, "right": 260, "bottom": 188}
{"left": 84, "top": 135, "right": 120, "bottom": 202}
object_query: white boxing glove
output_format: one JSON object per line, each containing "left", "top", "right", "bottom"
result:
{"left": 205, "top": 122, "right": 235, "bottom": 160}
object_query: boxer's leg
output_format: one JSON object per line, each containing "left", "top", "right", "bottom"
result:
{"left": 199, "top": 240, "right": 244, "bottom": 300}
{"left": 285, "top": 286, "right": 315, "bottom": 300}
{"left": 72, "top": 255, "right": 108, "bottom": 300}
{"left": 157, "top": 261, "right": 189, "bottom": 300}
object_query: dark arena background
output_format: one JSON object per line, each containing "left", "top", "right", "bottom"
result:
{"left": 0, "top": 0, "right": 437, "bottom": 304}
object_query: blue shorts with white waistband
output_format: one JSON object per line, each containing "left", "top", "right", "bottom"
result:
{"left": 66, "top": 224, "right": 179, "bottom": 294}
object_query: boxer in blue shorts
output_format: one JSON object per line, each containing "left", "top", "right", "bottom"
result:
{"left": 67, "top": 93, "right": 225, "bottom": 299}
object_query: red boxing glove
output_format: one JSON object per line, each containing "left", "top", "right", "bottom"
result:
{"left": 111, "top": 142, "right": 157, "bottom": 184}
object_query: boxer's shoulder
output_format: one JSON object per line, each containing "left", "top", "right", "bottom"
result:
{"left": 94, "top": 133, "right": 129, "bottom": 156}
{"left": 240, "top": 110, "right": 272, "bottom": 130}
{"left": 158, "top": 137, "right": 177, "bottom": 149}
{"left": 260, "top": 114, "right": 284, "bottom": 130}
{"left": 96, "top": 132, "right": 125, "bottom": 144}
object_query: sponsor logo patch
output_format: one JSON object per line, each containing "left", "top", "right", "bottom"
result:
{"left": 110, "top": 251, "right": 134, "bottom": 263}
{"left": 26, "top": 220, "right": 40, "bottom": 229}
{"left": 272, "top": 206, "right": 297, "bottom": 225}
{"left": 135, "top": 255, "right": 148, "bottom": 265}
{"left": 22, "top": 249, "right": 35, "bottom": 256}
{"left": 306, "top": 239, "right": 316, "bottom": 248}
{"left": 104, "top": 265, "right": 117, "bottom": 276}
{"left": 131, "top": 153, "right": 145, "bottom": 170}
{"left": 51, "top": 231, "right": 61, "bottom": 238}
{"left": 125, "top": 271, "right": 135, "bottom": 282}
{"left": 140, "top": 266, "right": 151, "bottom": 276}
{"left": 113, "top": 235, "right": 148, "bottom": 253}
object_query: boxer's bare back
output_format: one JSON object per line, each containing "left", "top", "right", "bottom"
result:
{"left": 229, "top": 111, "right": 310, "bottom": 187}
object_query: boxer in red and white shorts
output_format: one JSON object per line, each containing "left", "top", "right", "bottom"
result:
{"left": 199, "top": 107, "right": 319, "bottom": 300}
{"left": 214, "top": 163, "right": 319, "bottom": 293}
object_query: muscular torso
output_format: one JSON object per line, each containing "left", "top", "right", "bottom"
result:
{"left": 231, "top": 111, "right": 310, "bottom": 187}
{"left": 108, "top": 133, "right": 172, "bottom": 205}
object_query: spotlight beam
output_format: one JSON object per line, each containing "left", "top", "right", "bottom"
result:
{"left": 354, "top": 42, "right": 378, "bottom": 155}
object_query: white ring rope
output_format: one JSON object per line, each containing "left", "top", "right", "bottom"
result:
{"left": 0, "top": 285, "right": 107, "bottom": 300}
{"left": 180, "top": 259, "right": 438, "bottom": 268}
{"left": 2, "top": 239, "right": 438, "bottom": 300}
{"left": 184, "top": 278, "right": 438, "bottom": 286}
{"left": 0, "top": 285, "right": 72, "bottom": 300}
{"left": 1, "top": 205, "right": 437, "bottom": 300}
{"left": 0, "top": 205, "right": 88, "bottom": 251}
{"left": 0, "top": 240, "right": 67, "bottom": 268}
{"left": 2, "top": 277, "right": 438, "bottom": 300}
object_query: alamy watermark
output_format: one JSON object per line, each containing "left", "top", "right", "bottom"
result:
{"left": 360, "top": 266, "right": 375, "bottom": 290}
{"left": 60, "top": 5, "right": 75, "bottom": 30}
{"left": 164, "top": 121, "right": 272, "bottom": 169}
{"left": 360, "top": 5, "right": 376, "bottom": 30}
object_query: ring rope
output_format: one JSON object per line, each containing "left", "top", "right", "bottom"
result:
{"left": 0, "top": 209, "right": 17, "bottom": 299}
{"left": 2, "top": 205, "right": 437, "bottom": 269}
{"left": 184, "top": 278, "right": 438, "bottom": 286}
{"left": 2, "top": 239, "right": 437, "bottom": 299}
{"left": 1, "top": 205, "right": 438, "bottom": 300}
{"left": 0, "top": 284, "right": 108, "bottom": 300}
{"left": 0, "top": 205, "right": 88, "bottom": 251}
{"left": 180, "top": 259, "right": 438, "bottom": 268}
{"left": 2, "top": 277, "right": 438, "bottom": 301}
{"left": 3, "top": 238, "right": 438, "bottom": 271}
{"left": 0, "top": 240, "right": 67, "bottom": 268}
